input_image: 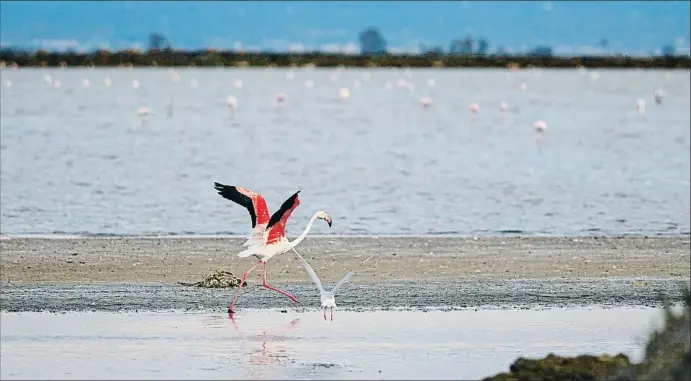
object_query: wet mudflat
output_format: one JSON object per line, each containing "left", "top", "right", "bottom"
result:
{"left": 1, "top": 278, "right": 688, "bottom": 313}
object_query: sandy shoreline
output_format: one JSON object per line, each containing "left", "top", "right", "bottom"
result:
{"left": 1, "top": 236, "right": 689, "bottom": 285}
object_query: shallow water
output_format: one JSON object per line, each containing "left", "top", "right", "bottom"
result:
{"left": 1, "top": 68, "right": 689, "bottom": 236}
{"left": 0, "top": 308, "right": 665, "bottom": 380}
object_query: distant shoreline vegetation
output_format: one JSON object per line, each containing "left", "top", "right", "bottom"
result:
{"left": 1, "top": 49, "right": 690, "bottom": 69}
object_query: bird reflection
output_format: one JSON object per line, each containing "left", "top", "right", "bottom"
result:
{"left": 228, "top": 313, "right": 300, "bottom": 376}
{"left": 535, "top": 132, "right": 548, "bottom": 153}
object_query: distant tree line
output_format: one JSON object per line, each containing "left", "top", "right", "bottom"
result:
{"left": 360, "top": 28, "right": 686, "bottom": 59}
{"left": 0, "top": 30, "right": 688, "bottom": 69}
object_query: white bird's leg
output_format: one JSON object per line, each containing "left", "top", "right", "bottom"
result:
{"left": 330, "top": 306, "right": 334, "bottom": 321}
{"left": 228, "top": 260, "right": 261, "bottom": 315}
{"left": 262, "top": 261, "right": 300, "bottom": 304}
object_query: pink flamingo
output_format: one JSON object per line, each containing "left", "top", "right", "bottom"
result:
{"left": 213, "top": 183, "right": 332, "bottom": 315}
{"left": 469, "top": 103, "right": 480, "bottom": 119}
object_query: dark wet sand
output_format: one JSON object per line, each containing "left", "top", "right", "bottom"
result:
{"left": 1, "top": 236, "right": 689, "bottom": 312}
{"left": 2, "top": 278, "right": 689, "bottom": 313}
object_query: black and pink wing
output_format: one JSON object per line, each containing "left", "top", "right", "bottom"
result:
{"left": 214, "top": 182, "right": 271, "bottom": 246}
{"left": 265, "top": 191, "right": 301, "bottom": 245}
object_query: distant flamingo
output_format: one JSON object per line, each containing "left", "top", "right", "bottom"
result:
{"left": 137, "top": 107, "right": 155, "bottom": 124}
{"left": 276, "top": 93, "right": 287, "bottom": 103}
{"left": 637, "top": 98, "right": 646, "bottom": 117}
{"left": 469, "top": 103, "right": 480, "bottom": 118}
{"left": 420, "top": 97, "right": 433, "bottom": 108}
{"left": 534, "top": 120, "right": 547, "bottom": 133}
{"left": 213, "top": 183, "right": 332, "bottom": 314}
{"left": 227, "top": 96, "right": 238, "bottom": 116}
{"left": 339, "top": 88, "right": 350, "bottom": 100}
{"left": 654, "top": 88, "right": 666, "bottom": 105}
{"left": 499, "top": 101, "right": 509, "bottom": 113}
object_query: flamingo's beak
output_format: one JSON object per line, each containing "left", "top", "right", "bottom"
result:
{"left": 326, "top": 216, "right": 332, "bottom": 228}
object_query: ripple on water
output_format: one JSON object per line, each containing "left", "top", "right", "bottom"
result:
{"left": 0, "top": 69, "right": 689, "bottom": 236}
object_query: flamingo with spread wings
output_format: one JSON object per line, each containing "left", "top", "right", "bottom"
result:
{"left": 213, "top": 182, "right": 332, "bottom": 315}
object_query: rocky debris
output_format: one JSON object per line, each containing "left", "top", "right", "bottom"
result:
{"left": 178, "top": 270, "right": 246, "bottom": 288}
{"left": 485, "top": 288, "right": 690, "bottom": 381}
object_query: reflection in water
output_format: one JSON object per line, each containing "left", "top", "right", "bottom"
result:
{"left": 0, "top": 308, "right": 667, "bottom": 380}
{"left": 535, "top": 132, "right": 548, "bottom": 153}
{"left": 227, "top": 313, "right": 300, "bottom": 379}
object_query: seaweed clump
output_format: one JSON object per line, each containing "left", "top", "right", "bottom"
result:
{"left": 483, "top": 353, "right": 633, "bottom": 381}
{"left": 484, "top": 288, "right": 690, "bottom": 381}
{"left": 178, "top": 270, "right": 247, "bottom": 288}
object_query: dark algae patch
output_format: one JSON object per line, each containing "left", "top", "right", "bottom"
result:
{"left": 483, "top": 353, "right": 634, "bottom": 381}
{"left": 484, "top": 288, "right": 691, "bottom": 381}
{"left": 177, "top": 270, "right": 247, "bottom": 288}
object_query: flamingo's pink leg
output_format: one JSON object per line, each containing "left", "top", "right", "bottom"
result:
{"left": 330, "top": 306, "right": 334, "bottom": 321}
{"left": 323, "top": 308, "right": 327, "bottom": 320}
{"left": 228, "top": 260, "right": 261, "bottom": 314}
{"left": 262, "top": 262, "right": 299, "bottom": 304}
{"left": 228, "top": 313, "right": 239, "bottom": 329}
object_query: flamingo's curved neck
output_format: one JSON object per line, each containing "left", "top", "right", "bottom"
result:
{"left": 289, "top": 213, "right": 320, "bottom": 248}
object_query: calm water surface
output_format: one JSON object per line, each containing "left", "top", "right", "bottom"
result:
{"left": 0, "top": 308, "right": 665, "bottom": 380}
{"left": 1, "top": 68, "right": 689, "bottom": 236}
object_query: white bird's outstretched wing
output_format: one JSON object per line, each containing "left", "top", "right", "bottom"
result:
{"left": 292, "top": 248, "right": 324, "bottom": 293}
{"left": 331, "top": 255, "right": 376, "bottom": 294}
{"left": 331, "top": 270, "right": 355, "bottom": 294}
{"left": 359, "top": 255, "right": 376, "bottom": 267}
